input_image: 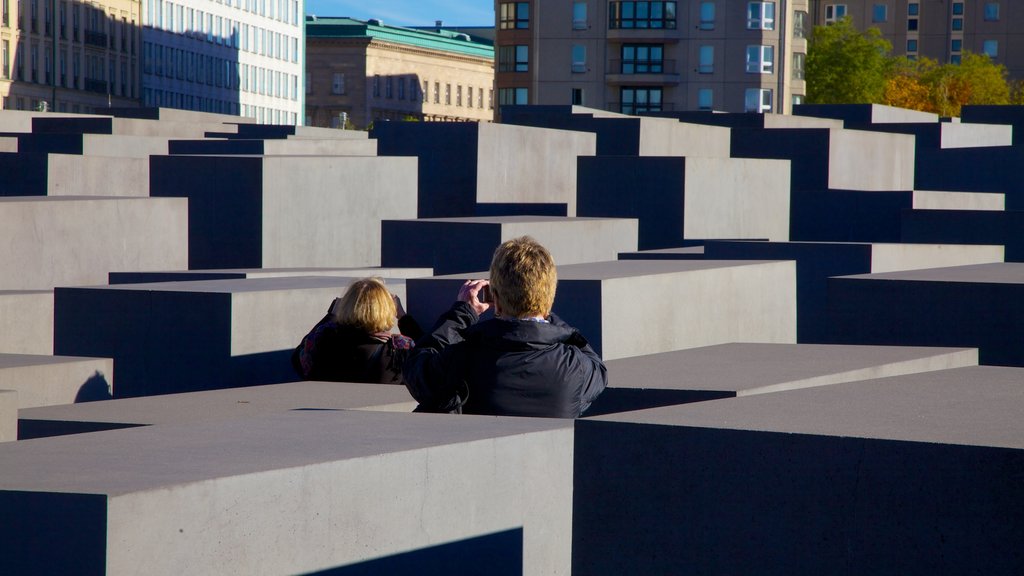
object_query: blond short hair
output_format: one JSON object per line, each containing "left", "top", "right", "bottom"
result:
{"left": 489, "top": 236, "right": 557, "bottom": 318}
{"left": 334, "top": 277, "right": 396, "bottom": 333}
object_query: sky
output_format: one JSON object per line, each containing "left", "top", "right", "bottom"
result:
{"left": 303, "top": 0, "right": 495, "bottom": 27}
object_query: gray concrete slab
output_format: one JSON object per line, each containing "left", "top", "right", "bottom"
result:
{"left": 574, "top": 365, "right": 1024, "bottom": 574}
{"left": 912, "top": 190, "right": 1004, "bottom": 210}
{"left": 587, "top": 342, "right": 978, "bottom": 414}
{"left": 0, "top": 110, "right": 107, "bottom": 133}
{"left": 408, "top": 259, "right": 796, "bottom": 360}
{"left": 19, "top": 381, "right": 417, "bottom": 439}
{"left": 0, "top": 390, "right": 15, "bottom": 442}
{"left": 0, "top": 196, "right": 188, "bottom": 290}
{"left": 109, "top": 266, "right": 434, "bottom": 284}
{"left": 796, "top": 103, "right": 939, "bottom": 124}
{"left": 0, "top": 410, "right": 574, "bottom": 575}
{"left": 0, "top": 354, "right": 113, "bottom": 410}
{"left": 382, "top": 216, "right": 638, "bottom": 275}
{"left": 167, "top": 138, "right": 378, "bottom": 156}
{"left": 0, "top": 291, "right": 53, "bottom": 355}
{"left": 828, "top": 262, "right": 1024, "bottom": 366}
{"left": 47, "top": 154, "right": 149, "bottom": 196}
{"left": 150, "top": 155, "right": 418, "bottom": 269}
{"left": 53, "top": 276, "right": 410, "bottom": 398}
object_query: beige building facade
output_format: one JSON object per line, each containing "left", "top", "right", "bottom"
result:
{"left": 494, "top": 0, "right": 809, "bottom": 116}
{"left": 810, "top": 1, "right": 1024, "bottom": 81}
{"left": 1, "top": 0, "right": 141, "bottom": 112}
{"left": 305, "top": 17, "right": 494, "bottom": 129}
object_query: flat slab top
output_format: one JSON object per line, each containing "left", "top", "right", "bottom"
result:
{"left": 592, "top": 365, "right": 1024, "bottom": 449}
{"left": 0, "top": 410, "right": 571, "bottom": 495}
{"left": 0, "top": 354, "right": 110, "bottom": 370}
{"left": 0, "top": 196, "right": 170, "bottom": 205}
{"left": 20, "top": 381, "right": 416, "bottom": 425}
{"left": 114, "top": 267, "right": 433, "bottom": 277}
{"left": 424, "top": 260, "right": 787, "bottom": 282}
{"left": 62, "top": 275, "right": 381, "bottom": 294}
{"left": 605, "top": 343, "right": 976, "bottom": 394}
{"left": 393, "top": 216, "right": 629, "bottom": 225}
{"left": 838, "top": 262, "right": 1024, "bottom": 284}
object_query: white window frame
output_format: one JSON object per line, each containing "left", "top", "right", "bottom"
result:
{"left": 746, "top": 2, "right": 775, "bottom": 30}
{"left": 746, "top": 45, "right": 774, "bottom": 74}
{"left": 825, "top": 4, "right": 847, "bottom": 22}
{"left": 745, "top": 88, "right": 772, "bottom": 113}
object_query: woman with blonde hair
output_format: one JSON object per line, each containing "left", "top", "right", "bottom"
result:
{"left": 292, "top": 277, "right": 422, "bottom": 384}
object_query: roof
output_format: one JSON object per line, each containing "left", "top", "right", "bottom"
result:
{"left": 305, "top": 16, "right": 494, "bottom": 59}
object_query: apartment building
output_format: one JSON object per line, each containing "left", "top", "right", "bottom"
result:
{"left": 494, "top": 0, "right": 809, "bottom": 116}
{"left": 1, "top": 0, "right": 141, "bottom": 112}
{"left": 810, "top": 1, "right": 1023, "bottom": 80}
{"left": 305, "top": 17, "right": 494, "bottom": 129}
{"left": 141, "top": 0, "right": 303, "bottom": 124}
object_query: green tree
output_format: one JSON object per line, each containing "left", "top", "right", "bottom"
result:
{"left": 806, "top": 17, "right": 892, "bottom": 104}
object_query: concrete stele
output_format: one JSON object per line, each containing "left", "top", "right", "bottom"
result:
{"left": 0, "top": 354, "right": 114, "bottom": 410}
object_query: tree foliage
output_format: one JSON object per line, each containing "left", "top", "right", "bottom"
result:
{"left": 808, "top": 18, "right": 1013, "bottom": 117}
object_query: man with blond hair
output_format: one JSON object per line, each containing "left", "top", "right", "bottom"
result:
{"left": 404, "top": 236, "right": 607, "bottom": 418}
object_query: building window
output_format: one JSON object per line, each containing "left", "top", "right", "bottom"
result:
{"left": 479, "top": 88, "right": 484, "bottom": 108}
{"left": 872, "top": 4, "right": 887, "bottom": 22}
{"left": 952, "top": 2, "right": 963, "bottom": 15}
{"left": 499, "top": 45, "right": 529, "bottom": 72}
{"left": 445, "top": 83, "right": 451, "bottom": 105}
{"left": 951, "top": 54, "right": 961, "bottom": 65}
{"left": 699, "top": 2, "right": 714, "bottom": 30}
{"left": 572, "top": 88, "right": 584, "bottom": 105}
{"left": 499, "top": 2, "right": 529, "bottom": 29}
{"left": 373, "top": 75, "right": 380, "bottom": 97}
{"left": 622, "top": 44, "right": 663, "bottom": 74}
{"left": 1, "top": 40, "right": 7, "bottom": 79}
{"left": 825, "top": 4, "right": 846, "bottom": 23}
{"left": 331, "top": 73, "right": 344, "bottom": 95}
{"left": 422, "top": 80, "right": 429, "bottom": 103}
{"left": 951, "top": 18, "right": 962, "bottom": 31}
{"left": 434, "top": 81, "right": 440, "bottom": 104}
{"left": 908, "top": 3, "right": 919, "bottom": 16}
{"left": 908, "top": 18, "right": 918, "bottom": 31}
{"left": 608, "top": 2, "right": 677, "bottom": 29}
{"left": 398, "top": 77, "right": 406, "bottom": 100}
{"left": 983, "top": 40, "right": 998, "bottom": 58}
{"left": 746, "top": 45, "right": 774, "bottom": 74}
{"left": 697, "top": 88, "right": 712, "bottom": 110}
{"left": 951, "top": 39, "right": 961, "bottom": 52}
{"left": 907, "top": 39, "right": 917, "bottom": 52}
{"left": 498, "top": 87, "right": 528, "bottom": 105}
{"left": 572, "top": 44, "right": 587, "bottom": 73}
{"left": 573, "top": 1, "right": 587, "bottom": 29}
{"left": 747, "top": 2, "right": 774, "bottom": 30}
{"left": 793, "top": 94, "right": 804, "bottom": 106}
{"left": 456, "top": 85, "right": 462, "bottom": 106}
{"left": 984, "top": 3, "right": 999, "bottom": 21}
{"left": 793, "top": 10, "right": 807, "bottom": 38}
{"left": 698, "top": 45, "right": 713, "bottom": 73}
{"left": 620, "top": 87, "right": 662, "bottom": 115}
{"left": 792, "top": 52, "right": 805, "bottom": 80}
{"left": 745, "top": 88, "right": 772, "bottom": 113}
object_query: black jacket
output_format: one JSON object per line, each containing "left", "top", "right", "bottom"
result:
{"left": 403, "top": 301, "right": 608, "bottom": 418}
{"left": 292, "top": 313, "right": 423, "bottom": 384}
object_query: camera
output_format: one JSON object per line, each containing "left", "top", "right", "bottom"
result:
{"left": 479, "top": 285, "right": 492, "bottom": 304}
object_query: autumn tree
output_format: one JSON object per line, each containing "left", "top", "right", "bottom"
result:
{"left": 806, "top": 17, "right": 892, "bottom": 104}
{"left": 883, "top": 57, "right": 933, "bottom": 111}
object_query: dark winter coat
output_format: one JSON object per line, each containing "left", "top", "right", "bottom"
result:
{"left": 403, "top": 301, "right": 608, "bottom": 418}
{"left": 292, "top": 313, "right": 423, "bottom": 384}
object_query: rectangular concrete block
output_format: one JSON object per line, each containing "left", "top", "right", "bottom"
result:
{"left": 372, "top": 121, "right": 596, "bottom": 217}
{"left": 574, "top": 365, "right": 1024, "bottom": 574}
{"left": 578, "top": 156, "right": 790, "bottom": 249}
{"left": 703, "top": 240, "right": 1004, "bottom": 341}
{"left": 109, "top": 266, "right": 435, "bottom": 284}
{"left": 168, "top": 137, "right": 377, "bottom": 156}
{"left": 588, "top": 342, "right": 978, "bottom": 414}
{"left": 0, "top": 354, "right": 113, "bottom": 410}
{"left": 796, "top": 102, "right": 939, "bottom": 125}
{"left": 53, "top": 276, "right": 403, "bottom": 397}
{"left": 0, "top": 291, "right": 53, "bottom": 355}
{"left": 0, "top": 410, "right": 574, "bottom": 575}
{"left": 0, "top": 197, "right": 188, "bottom": 290}
{"left": 408, "top": 259, "right": 796, "bottom": 360}
{"left": 382, "top": 216, "right": 638, "bottom": 275}
{"left": 150, "top": 155, "right": 418, "bottom": 269}
{"left": 19, "top": 381, "right": 418, "bottom": 439}
{"left": 912, "top": 190, "right": 1004, "bottom": 211}
{"left": 47, "top": 154, "right": 149, "bottom": 196}
{"left": 0, "top": 390, "right": 15, "bottom": 442}
{"left": 32, "top": 115, "right": 240, "bottom": 138}
{"left": 828, "top": 263, "right": 1024, "bottom": 366}
{"left": 902, "top": 209, "right": 1024, "bottom": 262}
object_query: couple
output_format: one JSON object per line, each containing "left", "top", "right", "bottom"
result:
{"left": 295, "top": 236, "right": 607, "bottom": 418}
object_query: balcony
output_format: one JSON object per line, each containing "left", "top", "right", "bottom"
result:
{"left": 84, "top": 30, "right": 107, "bottom": 48}
{"left": 606, "top": 102, "right": 676, "bottom": 115}
{"left": 606, "top": 59, "right": 681, "bottom": 85}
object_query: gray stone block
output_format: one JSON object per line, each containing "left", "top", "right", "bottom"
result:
{"left": 149, "top": 155, "right": 417, "bottom": 269}
{"left": 167, "top": 138, "right": 377, "bottom": 156}
{"left": 0, "top": 291, "right": 53, "bottom": 355}
{"left": 574, "top": 365, "right": 1024, "bottom": 574}
{"left": 47, "top": 154, "right": 150, "bottom": 196}
{"left": 407, "top": 260, "right": 796, "bottom": 360}
{"left": 0, "top": 390, "right": 15, "bottom": 443}
{"left": 0, "top": 354, "right": 113, "bottom": 410}
{"left": 108, "top": 266, "right": 434, "bottom": 284}
{"left": 577, "top": 156, "right": 790, "bottom": 249}
{"left": 372, "top": 122, "right": 596, "bottom": 217}
{"left": 53, "top": 276, "right": 403, "bottom": 397}
{"left": 0, "top": 410, "right": 574, "bottom": 575}
{"left": 827, "top": 262, "right": 1024, "bottom": 366}
{"left": 902, "top": 209, "right": 1024, "bottom": 262}
{"left": 382, "top": 216, "right": 638, "bottom": 275}
{"left": 795, "top": 102, "right": 939, "bottom": 124}
{"left": 19, "top": 381, "right": 417, "bottom": 439}
{"left": 588, "top": 342, "right": 978, "bottom": 414}
{"left": 0, "top": 197, "right": 188, "bottom": 290}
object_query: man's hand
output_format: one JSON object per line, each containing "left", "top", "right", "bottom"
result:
{"left": 458, "top": 279, "right": 491, "bottom": 317}
{"left": 392, "top": 294, "right": 406, "bottom": 319}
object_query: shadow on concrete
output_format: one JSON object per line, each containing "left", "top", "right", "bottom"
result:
{"left": 75, "top": 370, "right": 112, "bottom": 402}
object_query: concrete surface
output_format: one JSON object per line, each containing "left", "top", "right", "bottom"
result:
{"left": 382, "top": 216, "right": 639, "bottom": 275}
{"left": 167, "top": 138, "right": 378, "bottom": 156}
{"left": 0, "top": 197, "right": 188, "bottom": 290}
{"left": 109, "top": 267, "right": 435, "bottom": 284}
{"left": 0, "top": 410, "right": 574, "bottom": 576}
{"left": 574, "top": 364, "right": 1024, "bottom": 574}
{"left": 0, "top": 291, "right": 54, "bottom": 355}
{"left": 912, "top": 190, "right": 1005, "bottom": 210}
{"left": 0, "top": 390, "right": 15, "bottom": 442}
{"left": 902, "top": 209, "right": 1024, "bottom": 262}
{"left": 795, "top": 103, "right": 939, "bottom": 125}
{"left": 47, "top": 155, "right": 150, "bottom": 196}
{"left": 0, "top": 354, "right": 113, "bottom": 410}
